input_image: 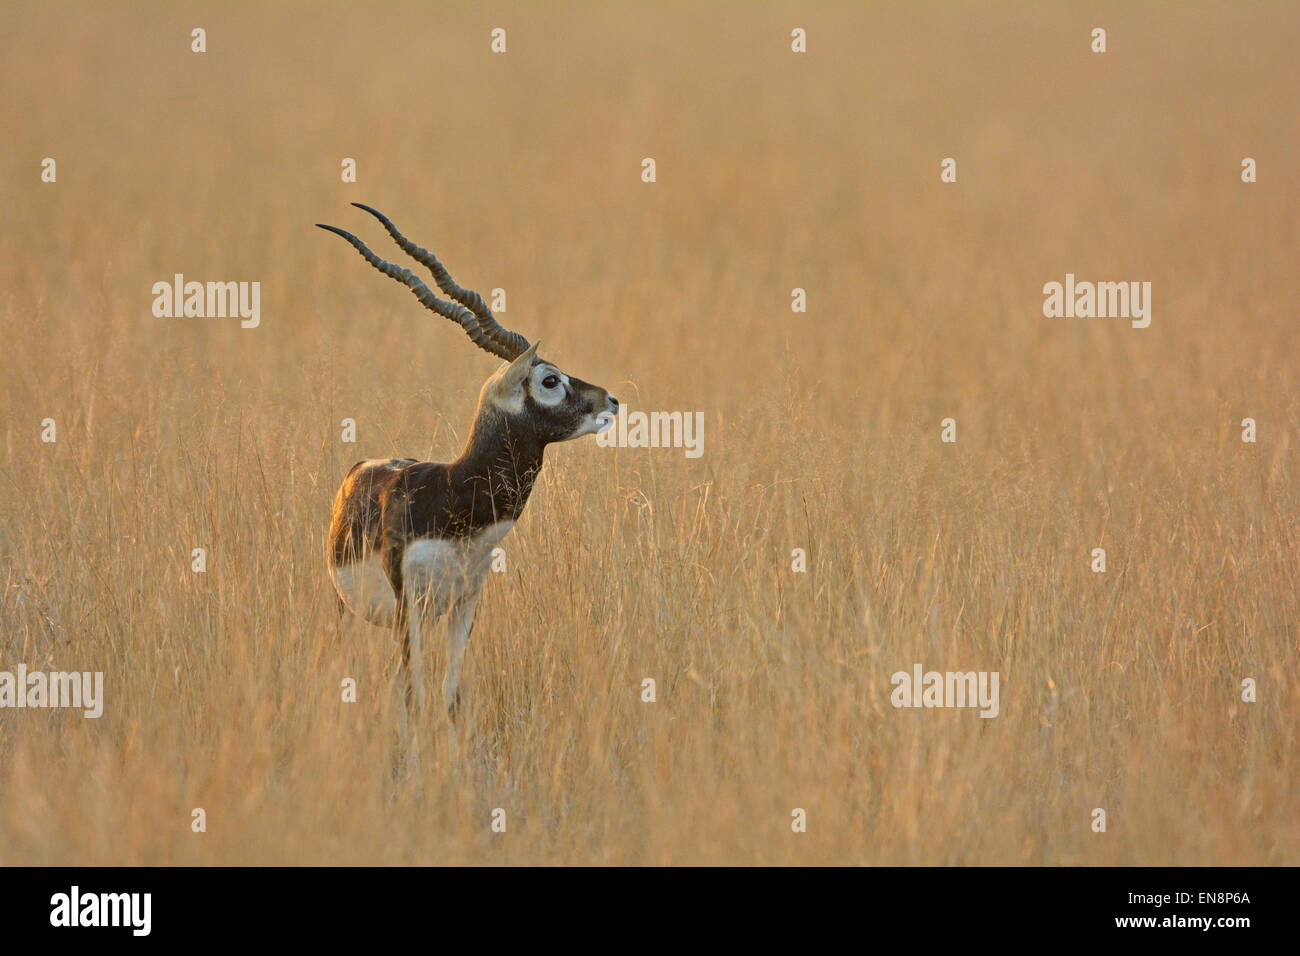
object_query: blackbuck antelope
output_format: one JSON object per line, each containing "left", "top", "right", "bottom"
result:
{"left": 318, "top": 204, "right": 618, "bottom": 721}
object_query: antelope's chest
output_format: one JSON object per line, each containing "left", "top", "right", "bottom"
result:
{"left": 400, "top": 520, "right": 514, "bottom": 612}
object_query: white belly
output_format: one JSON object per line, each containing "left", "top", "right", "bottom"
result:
{"left": 329, "top": 521, "right": 514, "bottom": 627}
{"left": 330, "top": 553, "right": 398, "bottom": 626}
{"left": 401, "top": 521, "right": 514, "bottom": 616}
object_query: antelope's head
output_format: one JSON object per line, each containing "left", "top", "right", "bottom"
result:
{"left": 317, "top": 204, "right": 618, "bottom": 446}
{"left": 481, "top": 342, "right": 618, "bottom": 444}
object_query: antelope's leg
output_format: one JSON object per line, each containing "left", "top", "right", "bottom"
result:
{"left": 391, "top": 584, "right": 426, "bottom": 768}
{"left": 443, "top": 587, "right": 481, "bottom": 718}
{"left": 402, "top": 589, "right": 427, "bottom": 717}
{"left": 388, "top": 586, "right": 411, "bottom": 760}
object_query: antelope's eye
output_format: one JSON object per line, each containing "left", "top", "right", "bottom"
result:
{"left": 542, "top": 374, "right": 560, "bottom": 389}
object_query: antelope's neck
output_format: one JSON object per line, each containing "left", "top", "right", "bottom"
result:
{"left": 448, "top": 412, "right": 545, "bottom": 521}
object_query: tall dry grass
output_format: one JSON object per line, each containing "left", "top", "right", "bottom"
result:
{"left": 0, "top": 1, "right": 1296, "bottom": 864}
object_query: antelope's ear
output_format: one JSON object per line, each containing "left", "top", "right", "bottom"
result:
{"left": 502, "top": 341, "right": 540, "bottom": 390}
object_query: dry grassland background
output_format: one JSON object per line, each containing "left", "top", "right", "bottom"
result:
{"left": 0, "top": 1, "right": 1297, "bottom": 864}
